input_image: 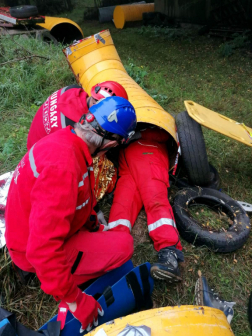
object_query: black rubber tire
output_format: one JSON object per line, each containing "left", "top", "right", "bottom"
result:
{"left": 173, "top": 187, "right": 251, "bottom": 253}
{"left": 176, "top": 111, "right": 211, "bottom": 186}
{"left": 207, "top": 164, "right": 220, "bottom": 190}
{"left": 248, "top": 292, "right": 252, "bottom": 330}
{"left": 170, "top": 163, "right": 220, "bottom": 190}
{"left": 10, "top": 5, "right": 38, "bottom": 18}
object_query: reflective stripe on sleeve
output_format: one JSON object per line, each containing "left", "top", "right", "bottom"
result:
{"left": 88, "top": 167, "right": 93, "bottom": 171}
{"left": 29, "top": 145, "right": 39, "bottom": 178}
{"left": 148, "top": 218, "right": 176, "bottom": 233}
{"left": 106, "top": 219, "right": 132, "bottom": 231}
{"left": 78, "top": 172, "right": 88, "bottom": 187}
{"left": 76, "top": 197, "right": 90, "bottom": 210}
{"left": 61, "top": 86, "right": 67, "bottom": 95}
{"left": 61, "top": 112, "right": 66, "bottom": 128}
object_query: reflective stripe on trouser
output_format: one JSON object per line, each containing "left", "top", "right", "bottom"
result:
{"left": 108, "top": 174, "right": 181, "bottom": 251}
{"left": 104, "top": 219, "right": 132, "bottom": 232}
{"left": 108, "top": 142, "right": 182, "bottom": 252}
{"left": 148, "top": 218, "right": 176, "bottom": 233}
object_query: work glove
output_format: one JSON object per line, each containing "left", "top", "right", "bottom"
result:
{"left": 58, "top": 288, "right": 104, "bottom": 333}
{"left": 97, "top": 209, "right": 107, "bottom": 226}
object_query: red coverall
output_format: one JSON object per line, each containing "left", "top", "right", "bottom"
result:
{"left": 26, "top": 85, "right": 117, "bottom": 202}
{"left": 108, "top": 127, "right": 182, "bottom": 252}
{"left": 5, "top": 127, "right": 133, "bottom": 302}
{"left": 27, "top": 86, "right": 89, "bottom": 150}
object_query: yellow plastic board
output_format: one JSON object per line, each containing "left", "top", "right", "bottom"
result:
{"left": 185, "top": 100, "right": 252, "bottom": 147}
{"left": 87, "top": 306, "right": 234, "bottom": 336}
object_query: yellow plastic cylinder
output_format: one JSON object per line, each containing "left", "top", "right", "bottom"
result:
{"left": 113, "top": 3, "right": 154, "bottom": 29}
{"left": 63, "top": 29, "right": 177, "bottom": 147}
{"left": 37, "top": 16, "right": 83, "bottom": 37}
{"left": 87, "top": 306, "right": 235, "bottom": 336}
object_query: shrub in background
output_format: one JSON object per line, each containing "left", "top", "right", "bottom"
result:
{"left": 3, "top": 0, "right": 74, "bottom": 15}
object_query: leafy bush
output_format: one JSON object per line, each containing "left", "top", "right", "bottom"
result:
{"left": 125, "top": 60, "right": 148, "bottom": 87}
{"left": 124, "top": 59, "right": 170, "bottom": 106}
{"left": 219, "top": 43, "right": 234, "bottom": 57}
{"left": 34, "top": 0, "right": 74, "bottom": 15}
{"left": 3, "top": 0, "right": 74, "bottom": 15}
{"left": 137, "top": 25, "right": 195, "bottom": 41}
{"left": 219, "top": 33, "right": 250, "bottom": 57}
{"left": 149, "top": 91, "right": 169, "bottom": 105}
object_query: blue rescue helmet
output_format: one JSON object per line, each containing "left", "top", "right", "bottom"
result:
{"left": 80, "top": 96, "right": 137, "bottom": 143}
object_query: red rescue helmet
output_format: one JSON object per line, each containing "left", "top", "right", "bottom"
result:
{"left": 91, "top": 81, "right": 128, "bottom": 101}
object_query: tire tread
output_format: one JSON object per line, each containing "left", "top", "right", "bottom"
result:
{"left": 173, "top": 187, "right": 251, "bottom": 253}
{"left": 176, "top": 111, "right": 211, "bottom": 185}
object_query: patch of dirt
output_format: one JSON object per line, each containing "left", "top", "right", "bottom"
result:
{"left": 131, "top": 209, "right": 150, "bottom": 247}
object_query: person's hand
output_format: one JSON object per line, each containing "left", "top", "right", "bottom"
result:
{"left": 97, "top": 209, "right": 107, "bottom": 226}
{"left": 58, "top": 288, "right": 104, "bottom": 332}
{"left": 69, "top": 289, "right": 104, "bottom": 333}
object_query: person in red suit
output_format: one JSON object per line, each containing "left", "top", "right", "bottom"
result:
{"left": 26, "top": 81, "right": 129, "bottom": 224}
{"left": 27, "top": 81, "right": 128, "bottom": 150}
{"left": 107, "top": 125, "right": 184, "bottom": 282}
{"left": 5, "top": 97, "right": 137, "bottom": 333}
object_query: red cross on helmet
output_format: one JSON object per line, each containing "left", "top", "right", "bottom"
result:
{"left": 91, "top": 81, "right": 128, "bottom": 101}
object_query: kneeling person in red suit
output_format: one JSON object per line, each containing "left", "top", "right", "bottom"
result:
{"left": 5, "top": 97, "right": 137, "bottom": 333}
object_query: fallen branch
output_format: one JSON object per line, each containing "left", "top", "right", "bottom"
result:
{"left": 0, "top": 54, "right": 49, "bottom": 66}
{"left": 2, "top": 27, "right": 51, "bottom": 61}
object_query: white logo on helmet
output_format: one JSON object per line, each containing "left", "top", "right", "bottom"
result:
{"left": 107, "top": 110, "right": 118, "bottom": 123}
{"left": 99, "top": 89, "right": 111, "bottom": 98}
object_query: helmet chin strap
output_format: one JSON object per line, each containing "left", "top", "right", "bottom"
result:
{"left": 92, "top": 134, "right": 106, "bottom": 158}
{"left": 91, "top": 133, "right": 119, "bottom": 158}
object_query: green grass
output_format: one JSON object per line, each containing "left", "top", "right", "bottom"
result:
{"left": 0, "top": 35, "right": 75, "bottom": 173}
{"left": 189, "top": 204, "right": 232, "bottom": 232}
{"left": 0, "top": 14, "right": 252, "bottom": 336}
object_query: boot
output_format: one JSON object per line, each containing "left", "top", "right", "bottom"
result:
{"left": 195, "top": 275, "right": 236, "bottom": 324}
{"left": 150, "top": 247, "right": 182, "bottom": 282}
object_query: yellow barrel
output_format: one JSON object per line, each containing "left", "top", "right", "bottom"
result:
{"left": 87, "top": 306, "right": 235, "bottom": 336}
{"left": 113, "top": 3, "right": 154, "bottom": 29}
{"left": 62, "top": 29, "right": 177, "bottom": 149}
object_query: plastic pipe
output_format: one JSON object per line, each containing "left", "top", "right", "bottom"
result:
{"left": 113, "top": 3, "right": 154, "bottom": 29}
{"left": 85, "top": 306, "right": 235, "bottom": 336}
{"left": 99, "top": 2, "right": 146, "bottom": 23}
{"left": 37, "top": 16, "right": 83, "bottom": 39}
{"left": 63, "top": 29, "right": 177, "bottom": 146}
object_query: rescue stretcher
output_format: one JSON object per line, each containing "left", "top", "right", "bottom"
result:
{"left": 39, "top": 260, "right": 234, "bottom": 336}
{"left": 0, "top": 261, "right": 235, "bottom": 336}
